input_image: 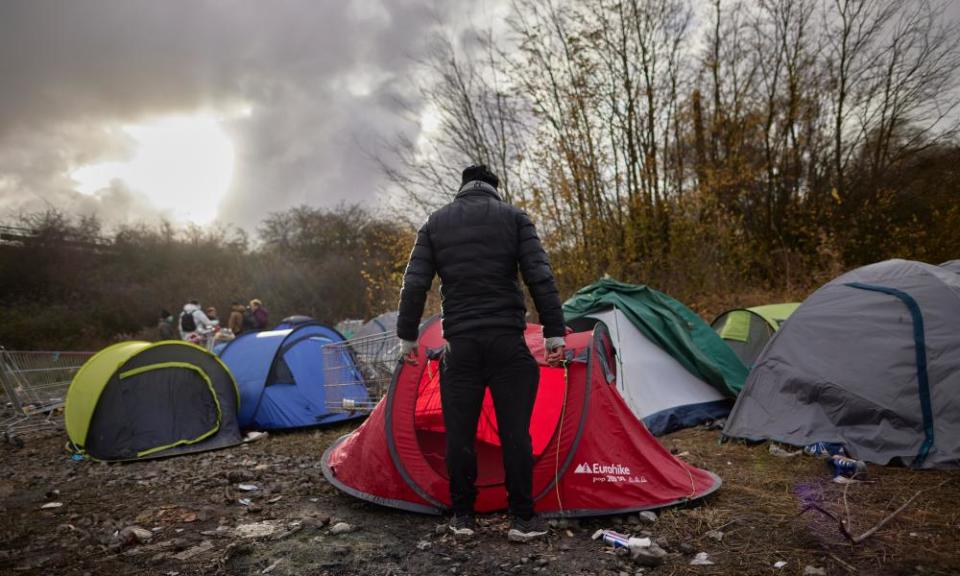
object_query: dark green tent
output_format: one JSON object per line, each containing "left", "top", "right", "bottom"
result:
{"left": 564, "top": 278, "right": 748, "bottom": 397}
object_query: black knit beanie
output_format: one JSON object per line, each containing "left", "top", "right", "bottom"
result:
{"left": 461, "top": 164, "right": 499, "bottom": 189}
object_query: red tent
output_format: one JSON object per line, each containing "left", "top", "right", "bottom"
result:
{"left": 322, "top": 319, "right": 721, "bottom": 516}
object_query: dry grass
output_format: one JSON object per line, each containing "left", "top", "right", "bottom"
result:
{"left": 654, "top": 428, "right": 960, "bottom": 575}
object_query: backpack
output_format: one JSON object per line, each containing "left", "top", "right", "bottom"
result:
{"left": 180, "top": 311, "right": 197, "bottom": 333}
{"left": 242, "top": 310, "right": 256, "bottom": 330}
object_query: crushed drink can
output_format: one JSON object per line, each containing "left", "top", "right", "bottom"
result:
{"left": 591, "top": 529, "right": 651, "bottom": 550}
{"left": 592, "top": 529, "right": 631, "bottom": 548}
{"left": 829, "top": 454, "right": 867, "bottom": 479}
{"left": 804, "top": 442, "right": 846, "bottom": 458}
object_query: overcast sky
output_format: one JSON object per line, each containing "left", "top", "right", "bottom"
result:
{"left": 5, "top": 1, "right": 957, "bottom": 233}
{"left": 0, "top": 0, "right": 508, "bottom": 231}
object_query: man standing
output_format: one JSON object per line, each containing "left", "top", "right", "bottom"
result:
{"left": 179, "top": 299, "right": 214, "bottom": 346}
{"left": 396, "top": 165, "right": 566, "bottom": 542}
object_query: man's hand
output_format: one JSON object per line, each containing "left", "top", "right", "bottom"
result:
{"left": 544, "top": 336, "right": 565, "bottom": 367}
{"left": 546, "top": 346, "right": 565, "bottom": 367}
{"left": 401, "top": 339, "right": 419, "bottom": 365}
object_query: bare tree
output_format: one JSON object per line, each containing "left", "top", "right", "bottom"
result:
{"left": 377, "top": 29, "right": 532, "bottom": 221}
{"left": 823, "top": 0, "right": 900, "bottom": 196}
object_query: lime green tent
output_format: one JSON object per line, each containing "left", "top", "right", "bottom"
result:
{"left": 711, "top": 303, "right": 800, "bottom": 367}
{"left": 65, "top": 341, "right": 242, "bottom": 461}
{"left": 564, "top": 278, "right": 748, "bottom": 397}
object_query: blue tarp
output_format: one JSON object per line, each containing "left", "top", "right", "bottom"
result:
{"left": 643, "top": 401, "right": 732, "bottom": 436}
{"left": 219, "top": 323, "right": 369, "bottom": 430}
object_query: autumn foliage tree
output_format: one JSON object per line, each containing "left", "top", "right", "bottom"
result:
{"left": 382, "top": 0, "right": 960, "bottom": 303}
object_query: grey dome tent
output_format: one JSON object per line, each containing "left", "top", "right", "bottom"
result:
{"left": 724, "top": 259, "right": 960, "bottom": 468}
{"left": 354, "top": 311, "right": 398, "bottom": 339}
{"left": 941, "top": 260, "right": 960, "bottom": 274}
{"left": 278, "top": 315, "right": 314, "bottom": 328}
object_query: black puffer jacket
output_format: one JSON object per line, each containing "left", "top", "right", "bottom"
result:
{"left": 397, "top": 181, "right": 565, "bottom": 342}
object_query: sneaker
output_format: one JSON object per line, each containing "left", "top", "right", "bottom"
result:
{"left": 507, "top": 515, "right": 548, "bottom": 543}
{"left": 448, "top": 514, "right": 476, "bottom": 537}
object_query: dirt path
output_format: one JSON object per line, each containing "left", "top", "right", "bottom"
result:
{"left": 1, "top": 425, "right": 957, "bottom": 575}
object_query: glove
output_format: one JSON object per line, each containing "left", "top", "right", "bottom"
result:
{"left": 545, "top": 336, "right": 565, "bottom": 351}
{"left": 400, "top": 339, "right": 418, "bottom": 358}
{"left": 545, "top": 336, "right": 565, "bottom": 367}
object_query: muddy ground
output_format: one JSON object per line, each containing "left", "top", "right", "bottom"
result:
{"left": 1, "top": 424, "right": 958, "bottom": 576}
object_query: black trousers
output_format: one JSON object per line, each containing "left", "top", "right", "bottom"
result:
{"left": 440, "top": 329, "right": 540, "bottom": 519}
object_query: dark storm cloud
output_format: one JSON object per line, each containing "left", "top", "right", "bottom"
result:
{"left": 0, "top": 0, "right": 486, "bottom": 229}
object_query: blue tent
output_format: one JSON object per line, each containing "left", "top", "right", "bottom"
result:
{"left": 219, "top": 323, "right": 369, "bottom": 429}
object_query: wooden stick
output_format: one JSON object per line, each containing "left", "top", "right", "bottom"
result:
{"left": 849, "top": 479, "right": 950, "bottom": 544}
{"left": 841, "top": 479, "right": 854, "bottom": 540}
{"left": 827, "top": 551, "right": 858, "bottom": 573}
{"left": 802, "top": 479, "right": 952, "bottom": 545}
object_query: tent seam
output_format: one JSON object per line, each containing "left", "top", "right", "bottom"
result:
{"left": 845, "top": 282, "right": 935, "bottom": 466}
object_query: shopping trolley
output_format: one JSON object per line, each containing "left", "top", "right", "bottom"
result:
{"left": 0, "top": 348, "right": 93, "bottom": 445}
{"left": 323, "top": 331, "right": 401, "bottom": 413}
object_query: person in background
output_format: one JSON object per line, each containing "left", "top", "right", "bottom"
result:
{"left": 179, "top": 299, "right": 214, "bottom": 346}
{"left": 250, "top": 299, "right": 269, "bottom": 330}
{"left": 157, "top": 309, "right": 176, "bottom": 340}
{"left": 396, "top": 164, "right": 565, "bottom": 542}
{"left": 242, "top": 305, "right": 257, "bottom": 331}
{"left": 206, "top": 306, "right": 220, "bottom": 329}
{"left": 206, "top": 305, "right": 238, "bottom": 351}
{"left": 228, "top": 302, "right": 245, "bottom": 335}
